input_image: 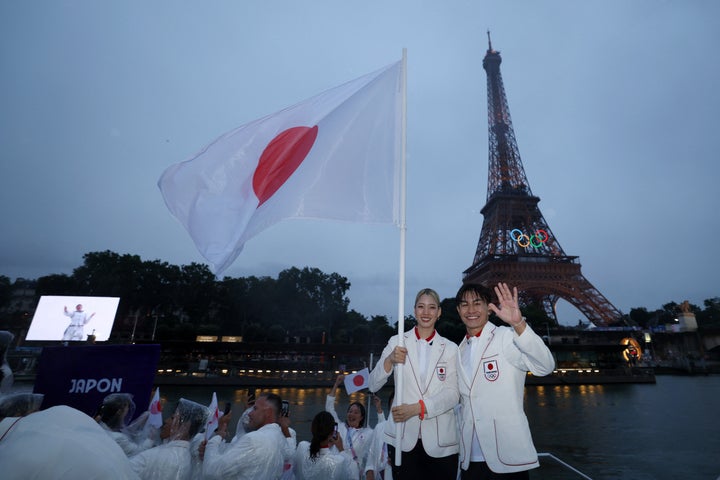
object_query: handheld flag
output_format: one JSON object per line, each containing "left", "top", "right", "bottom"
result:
{"left": 205, "top": 392, "right": 219, "bottom": 440}
{"left": 344, "top": 368, "right": 370, "bottom": 394}
{"left": 159, "top": 60, "right": 403, "bottom": 274}
{"left": 146, "top": 387, "right": 163, "bottom": 429}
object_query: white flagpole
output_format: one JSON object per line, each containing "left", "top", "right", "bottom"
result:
{"left": 394, "top": 47, "right": 408, "bottom": 467}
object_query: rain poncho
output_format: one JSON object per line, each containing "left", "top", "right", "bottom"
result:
{"left": 280, "top": 426, "right": 298, "bottom": 480}
{"left": 130, "top": 439, "right": 192, "bottom": 480}
{"left": 364, "top": 413, "right": 393, "bottom": 479}
{"left": 232, "top": 406, "right": 252, "bottom": 442}
{"left": 294, "top": 441, "right": 360, "bottom": 480}
{"left": 0, "top": 405, "right": 139, "bottom": 480}
{"left": 128, "top": 398, "right": 208, "bottom": 480}
{"left": 232, "top": 409, "right": 297, "bottom": 479}
{"left": 203, "top": 422, "right": 286, "bottom": 480}
{"left": 0, "top": 393, "right": 44, "bottom": 420}
{"left": 98, "top": 392, "right": 157, "bottom": 456}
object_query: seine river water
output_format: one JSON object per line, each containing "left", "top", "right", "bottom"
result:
{"left": 11, "top": 374, "right": 720, "bottom": 479}
{"left": 156, "top": 375, "right": 720, "bottom": 480}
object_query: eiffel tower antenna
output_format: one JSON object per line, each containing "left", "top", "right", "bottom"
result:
{"left": 463, "top": 39, "right": 626, "bottom": 327}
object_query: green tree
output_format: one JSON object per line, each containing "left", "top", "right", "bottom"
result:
{"left": 697, "top": 298, "right": 720, "bottom": 328}
{"left": 660, "top": 302, "right": 679, "bottom": 324}
{"left": 177, "top": 263, "right": 217, "bottom": 324}
{"left": 367, "top": 314, "right": 395, "bottom": 345}
{"left": 521, "top": 304, "right": 553, "bottom": 327}
{"left": 436, "top": 297, "right": 466, "bottom": 344}
{"left": 275, "top": 267, "right": 351, "bottom": 343}
{"left": 36, "top": 274, "right": 77, "bottom": 296}
{"left": 629, "top": 307, "right": 654, "bottom": 329}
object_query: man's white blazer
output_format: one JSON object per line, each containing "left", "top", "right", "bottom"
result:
{"left": 457, "top": 323, "right": 555, "bottom": 473}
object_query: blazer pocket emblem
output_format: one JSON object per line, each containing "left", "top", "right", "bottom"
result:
{"left": 436, "top": 366, "right": 447, "bottom": 381}
{"left": 483, "top": 359, "right": 499, "bottom": 381}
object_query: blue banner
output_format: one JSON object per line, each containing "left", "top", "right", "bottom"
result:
{"left": 33, "top": 344, "right": 160, "bottom": 420}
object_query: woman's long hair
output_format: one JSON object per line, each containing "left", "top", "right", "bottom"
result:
{"left": 309, "top": 411, "right": 336, "bottom": 460}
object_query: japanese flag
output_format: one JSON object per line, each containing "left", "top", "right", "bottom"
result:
{"left": 205, "top": 392, "right": 219, "bottom": 440}
{"left": 146, "top": 387, "right": 163, "bottom": 429}
{"left": 344, "top": 368, "right": 370, "bottom": 394}
{"left": 158, "top": 60, "right": 403, "bottom": 274}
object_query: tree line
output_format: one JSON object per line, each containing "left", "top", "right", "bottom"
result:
{"left": 1, "top": 250, "right": 718, "bottom": 347}
{"left": 0, "top": 251, "right": 399, "bottom": 345}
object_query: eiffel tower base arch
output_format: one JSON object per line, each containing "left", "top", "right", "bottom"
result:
{"left": 464, "top": 258, "right": 624, "bottom": 327}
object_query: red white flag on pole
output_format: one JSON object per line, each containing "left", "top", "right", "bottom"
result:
{"left": 159, "top": 60, "right": 403, "bottom": 274}
{"left": 205, "top": 392, "right": 219, "bottom": 440}
{"left": 146, "top": 387, "right": 163, "bottom": 429}
{"left": 344, "top": 368, "right": 370, "bottom": 394}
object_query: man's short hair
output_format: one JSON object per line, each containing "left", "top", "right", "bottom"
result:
{"left": 260, "top": 392, "right": 282, "bottom": 417}
{"left": 455, "top": 283, "right": 493, "bottom": 305}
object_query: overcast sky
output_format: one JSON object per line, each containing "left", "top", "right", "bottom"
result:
{"left": 1, "top": 1, "right": 718, "bottom": 326}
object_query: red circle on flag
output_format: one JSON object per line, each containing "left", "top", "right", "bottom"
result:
{"left": 353, "top": 375, "right": 364, "bottom": 387}
{"left": 253, "top": 125, "right": 319, "bottom": 206}
{"left": 150, "top": 401, "right": 162, "bottom": 414}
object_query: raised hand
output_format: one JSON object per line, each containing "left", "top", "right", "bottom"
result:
{"left": 488, "top": 282, "right": 525, "bottom": 330}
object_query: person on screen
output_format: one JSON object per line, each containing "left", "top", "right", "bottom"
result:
{"left": 455, "top": 282, "right": 555, "bottom": 479}
{"left": 62, "top": 304, "right": 95, "bottom": 341}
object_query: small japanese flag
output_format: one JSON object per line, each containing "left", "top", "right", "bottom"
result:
{"left": 205, "top": 392, "right": 219, "bottom": 440}
{"left": 344, "top": 368, "right": 370, "bottom": 394}
{"left": 146, "top": 387, "right": 163, "bottom": 429}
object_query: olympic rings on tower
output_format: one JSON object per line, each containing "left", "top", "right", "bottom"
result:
{"left": 510, "top": 228, "right": 549, "bottom": 248}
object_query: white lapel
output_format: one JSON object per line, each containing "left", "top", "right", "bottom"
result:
{"left": 469, "top": 324, "right": 497, "bottom": 390}
{"left": 423, "top": 336, "right": 445, "bottom": 394}
{"left": 458, "top": 338, "right": 473, "bottom": 387}
{"left": 402, "top": 330, "right": 421, "bottom": 389}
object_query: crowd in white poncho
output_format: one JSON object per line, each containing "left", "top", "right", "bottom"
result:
{"left": 0, "top": 384, "right": 391, "bottom": 480}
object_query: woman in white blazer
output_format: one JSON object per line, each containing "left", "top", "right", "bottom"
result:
{"left": 455, "top": 282, "right": 555, "bottom": 479}
{"left": 368, "top": 288, "right": 459, "bottom": 479}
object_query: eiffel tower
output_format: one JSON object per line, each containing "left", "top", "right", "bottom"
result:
{"left": 463, "top": 34, "right": 625, "bottom": 327}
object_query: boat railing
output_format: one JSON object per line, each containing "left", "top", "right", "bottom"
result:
{"left": 536, "top": 452, "right": 593, "bottom": 479}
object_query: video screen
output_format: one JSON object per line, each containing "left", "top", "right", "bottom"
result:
{"left": 26, "top": 296, "right": 120, "bottom": 342}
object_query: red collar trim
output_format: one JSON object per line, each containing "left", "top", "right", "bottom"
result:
{"left": 465, "top": 329, "right": 482, "bottom": 340}
{"left": 415, "top": 327, "right": 436, "bottom": 342}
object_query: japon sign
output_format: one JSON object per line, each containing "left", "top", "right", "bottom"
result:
{"left": 34, "top": 344, "right": 160, "bottom": 421}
